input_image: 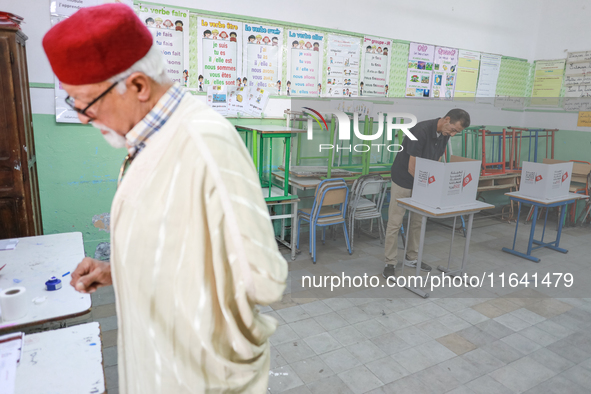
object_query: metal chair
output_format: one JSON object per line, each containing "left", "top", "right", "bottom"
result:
{"left": 347, "top": 175, "right": 388, "bottom": 251}
{"left": 297, "top": 178, "right": 352, "bottom": 263}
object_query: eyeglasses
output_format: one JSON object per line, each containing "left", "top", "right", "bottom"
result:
{"left": 64, "top": 80, "right": 120, "bottom": 120}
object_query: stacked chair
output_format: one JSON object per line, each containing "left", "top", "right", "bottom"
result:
{"left": 347, "top": 175, "right": 389, "bottom": 251}
{"left": 296, "top": 178, "right": 352, "bottom": 263}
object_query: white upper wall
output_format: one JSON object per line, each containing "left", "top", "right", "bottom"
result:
{"left": 1, "top": 0, "right": 543, "bottom": 84}
{"left": 532, "top": 0, "right": 591, "bottom": 60}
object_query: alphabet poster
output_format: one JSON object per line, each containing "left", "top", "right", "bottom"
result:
{"left": 242, "top": 23, "right": 283, "bottom": 95}
{"left": 406, "top": 42, "right": 434, "bottom": 98}
{"left": 360, "top": 36, "right": 392, "bottom": 97}
{"left": 139, "top": 5, "right": 190, "bottom": 87}
{"left": 431, "top": 46, "right": 458, "bottom": 99}
{"left": 287, "top": 29, "right": 324, "bottom": 96}
{"left": 326, "top": 34, "right": 361, "bottom": 97}
{"left": 197, "top": 17, "right": 243, "bottom": 90}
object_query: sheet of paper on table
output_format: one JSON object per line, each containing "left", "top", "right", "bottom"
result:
{"left": 0, "top": 239, "right": 18, "bottom": 251}
{"left": 0, "top": 332, "right": 25, "bottom": 394}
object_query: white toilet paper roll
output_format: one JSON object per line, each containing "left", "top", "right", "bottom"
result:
{"left": 0, "top": 287, "right": 28, "bottom": 322}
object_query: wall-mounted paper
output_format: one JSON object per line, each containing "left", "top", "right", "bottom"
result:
{"left": 50, "top": 0, "right": 99, "bottom": 17}
{"left": 577, "top": 111, "right": 591, "bottom": 127}
{"left": 406, "top": 43, "right": 434, "bottom": 98}
{"left": 475, "top": 53, "right": 501, "bottom": 98}
{"left": 287, "top": 30, "right": 324, "bottom": 96}
{"left": 531, "top": 59, "right": 565, "bottom": 106}
{"left": 55, "top": 79, "right": 80, "bottom": 123}
{"left": 242, "top": 24, "right": 283, "bottom": 95}
{"left": 139, "top": 6, "right": 190, "bottom": 87}
{"left": 326, "top": 35, "right": 360, "bottom": 97}
{"left": 198, "top": 17, "right": 242, "bottom": 90}
{"left": 227, "top": 86, "right": 249, "bottom": 116}
{"left": 206, "top": 85, "right": 229, "bottom": 115}
{"left": 361, "top": 36, "right": 392, "bottom": 97}
{"left": 246, "top": 88, "right": 270, "bottom": 117}
{"left": 431, "top": 46, "right": 458, "bottom": 99}
{"left": 455, "top": 50, "right": 480, "bottom": 98}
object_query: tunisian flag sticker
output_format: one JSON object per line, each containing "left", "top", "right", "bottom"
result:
{"left": 463, "top": 173, "right": 472, "bottom": 187}
{"left": 562, "top": 172, "right": 569, "bottom": 182}
{"left": 535, "top": 175, "right": 543, "bottom": 182}
{"left": 428, "top": 176, "right": 436, "bottom": 184}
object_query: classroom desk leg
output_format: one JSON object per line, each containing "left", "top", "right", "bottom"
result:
{"left": 526, "top": 205, "right": 538, "bottom": 256}
{"left": 291, "top": 200, "right": 298, "bottom": 260}
{"left": 438, "top": 213, "right": 475, "bottom": 284}
{"left": 532, "top": 204, "right": 568, "bottom": 254}
{"left": 502, "top": 202, "right": 541, "bottom": 262}
{"left": 402, "top": 212, "right": 429, "bottom": 298}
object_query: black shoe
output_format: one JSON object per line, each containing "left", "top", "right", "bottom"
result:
{"left": 382, "top": 264, "right": 396, "bottom": 282}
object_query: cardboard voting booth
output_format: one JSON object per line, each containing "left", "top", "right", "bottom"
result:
{"left": 412, "top": 156, "right": 481, "bottom": 209}
{"left": 519, "top": 161, "right": 573, "bottom": 199}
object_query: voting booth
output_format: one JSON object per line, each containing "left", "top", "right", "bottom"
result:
{"left": 519, "top": 161, "right": 573, "bottom": 200}
{"left": 412, "top": 156, "right": 481, "bottom": 209}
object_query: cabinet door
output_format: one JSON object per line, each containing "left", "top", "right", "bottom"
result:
{"left": 0, "top": 35, "right": 27, "bottom": 239}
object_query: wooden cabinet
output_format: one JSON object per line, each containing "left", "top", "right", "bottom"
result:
{"left": 0, "top": 25, "right": 42, "bottom": 238}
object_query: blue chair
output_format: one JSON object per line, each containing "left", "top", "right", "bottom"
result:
{"left": 297, "top": 178, "right": 352, "bottom": 263}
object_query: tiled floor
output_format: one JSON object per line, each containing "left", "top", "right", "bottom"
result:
{"left": 90, "top": 216, "right": 591, "bottom": 393}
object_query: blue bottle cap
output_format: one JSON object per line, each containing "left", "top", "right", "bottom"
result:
{"left": 45, "top": 276, "right": 62, "bottom": 291}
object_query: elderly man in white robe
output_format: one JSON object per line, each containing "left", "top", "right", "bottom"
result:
{"left": 42, "top": 4, "right": 288, "bottom": 393}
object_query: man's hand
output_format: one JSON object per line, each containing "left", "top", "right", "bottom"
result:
{"left": 70, "top": 257, "right": 113, "bottom": 294}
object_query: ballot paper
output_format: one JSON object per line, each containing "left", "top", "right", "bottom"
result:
{"left": 0, "top": 332, "right": 24, "bottom": 394}
{"left": 0, "top": 239, "right": 18, "bottom": 251}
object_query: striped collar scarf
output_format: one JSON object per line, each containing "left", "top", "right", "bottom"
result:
{"left": 125, "top": 82, "right": 185, "bottom": 156}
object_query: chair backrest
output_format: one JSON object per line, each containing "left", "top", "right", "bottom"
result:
{"left": 310, "top": 178, "right": 349, "bottom": 220}
{"left": 322, "top": 187, "right": 347, "bottom": 206}
{"left": 360, "top": 181, "right": 383, "bottom": 196}
{"left": 349, "top": 175, "right": 387, "bottom": 210}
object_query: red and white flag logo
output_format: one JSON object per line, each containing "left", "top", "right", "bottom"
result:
{"left": 535, "top": 175, "right": 543, "bottom": 182}
{"left": 562, "top": 172, "right": 569, "bottom": 182}
{"left": 428, "top": 176, "right": 436, "bottom": 184}
{"left": 463, "top": 173, "right": 472, "bottom": 187}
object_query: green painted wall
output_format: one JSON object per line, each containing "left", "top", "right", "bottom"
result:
{"left": 33, "top": 114, "right": 125, "bottom": 256}
{"left": 33, "top": 113, "right": 590, "bottom": 258}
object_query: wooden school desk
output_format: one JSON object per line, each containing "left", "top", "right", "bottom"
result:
{"left": 396, "top": 198, "right": 494, "bottom": 298}
{"left": 0, "top": 232, "right": 91, "bottom": 333}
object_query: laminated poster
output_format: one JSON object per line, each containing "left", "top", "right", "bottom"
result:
{"left": 245, "top": 88, "right": 270, "bottom": 117}
{"left": 361, "top": 36, "right": 392, "bottom": 97}
{"left": 227, "top": 86, "right": 249, "bottom": 116}
{"left": 139, "top": 5, "right": 190, "bottom": 87}
{"left": 431, "top": 46, "right": 458, "bottom": 99}
{"left": 242, "top": 23, "right": 283, "bottom": 95}
{"left": 198, "top": 17, "right": 243, "bottom": 90}
{"left": 287, "top": 29, "right": 324, "bottom": 96}
{"left": 475, "top": 53, "right": 502, "bottom": 98}
{"left": 326, "top": 35, "right": 360, "bottom": 97}
{"left": 406, "top": 43, "right": 434, "bottom": 98}
{"left": 455, "top": 50, "right": 480, "bottom": 98}
{"left": 206, "top": 85, "right": 229, "bottom": 116}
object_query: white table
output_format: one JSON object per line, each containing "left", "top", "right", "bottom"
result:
{"left": 396, "top": 199, "right": 494, "bottom": 298}
{"left": 0, "top": 232, "right": 91, "bottom": 333}
{"left": 15, "top": 322, "right": 105, "bottom": 394}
